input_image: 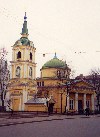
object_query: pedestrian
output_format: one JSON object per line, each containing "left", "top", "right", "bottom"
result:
{"left": 85, "top": 107, "right": 90, "bottom": 116}
{"left": 11, "top": 108, "right": 13, "bottom": 116}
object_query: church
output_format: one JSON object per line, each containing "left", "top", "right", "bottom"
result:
{"left": 7, "top": 13, "right": 95, "bottom": 113}
{"left": 36, "top": 54, "right": 95, "bottom": 113}
{"left": 7, "top": 13, "right": 37, "bottom": 111}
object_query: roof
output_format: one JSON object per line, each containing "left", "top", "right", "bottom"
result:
{"left": 25, "top": 98, "right": 47, "bottom": 105}
{"left": 48, "top": 98, "right": 56, "bottom": 104}
{"left": 25, "top": 97, "right": 56, "bottom": 105}
{"left": 70, "top": 79, "right": 95, "bottom": 89}
{"left": 14, "top": 37, "right": 34, "bottom": 47}
{"left": 42, "top": 53, "right": 67, "bottom": 69}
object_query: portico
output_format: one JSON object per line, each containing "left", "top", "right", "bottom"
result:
{"left": 66, "top": 80, "right": 95, "bottom": 113}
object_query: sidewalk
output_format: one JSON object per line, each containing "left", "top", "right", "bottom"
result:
{"left": 0, "top": 113, "right": 100, "bottom": 127}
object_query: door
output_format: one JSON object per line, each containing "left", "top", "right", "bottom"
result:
{"left": 12, "top": 99, "right": 20, "bottom": 111}
{"left": 78, "top": 100, "right": 83, "bottom": 114}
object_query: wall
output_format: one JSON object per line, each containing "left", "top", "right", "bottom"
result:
{"left": 25, "top": 104, "right": 47, "bottom": 112}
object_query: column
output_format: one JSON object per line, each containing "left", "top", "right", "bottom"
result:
{"left": 75, "top": 92, "right": 78, "bottom": 111}
{"left": 91, "top": 94, "right": 94, "bottom": 111}
{"left": 22, "top": 90, "right": 28, "bottom": 111}
{"left": 66, "top": 93, "right": 69, "bottom": 111}
{"left": 83, "top": 94, "right": 86, "bottom": 110}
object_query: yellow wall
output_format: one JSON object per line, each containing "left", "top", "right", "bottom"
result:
{"left": 37, "top": 78, "right": 95, "bottom": 113}
{"left": 41, "top": 68, "right": 57, "bottom": 78}
{"left": 54, "top": 92, "right": 66, "bottom": 113}
{"left": 25, "top": 104, "right": 47, "bottom": 112}
{"left": 35, "top": 57, "right": 95, "bottom": 113}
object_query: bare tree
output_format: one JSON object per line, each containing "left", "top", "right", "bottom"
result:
{"left": 88, "top": 68, "right": 100, "bottom": 112}
{"left": 0, "top": 48, "right": 10, "bottom": 111}
{"left": 89, "top": 68, "right": 100, "bottom": 75}
{"left": 70, "top": 69, "right": 76, "bottom": 79}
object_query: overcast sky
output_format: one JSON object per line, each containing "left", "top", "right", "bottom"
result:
{"left": 0, "top": 0, "right": 100, "bottom": 77}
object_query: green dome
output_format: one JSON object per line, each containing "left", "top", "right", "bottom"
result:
{"left": 42, "top": 54, "right": 66, "bottom": 69}
{"left": 14, "top": 37, "right": 34, "bottom": 47}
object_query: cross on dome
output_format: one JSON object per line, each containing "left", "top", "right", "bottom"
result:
{"left": 54, "top": 52, "right": 57, "bottom": 58}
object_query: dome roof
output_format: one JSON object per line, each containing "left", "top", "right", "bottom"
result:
{"left": 42, "top": 53, "right": 67, "bottom": 69}
{"left": 14, "top": 37, "right": 34, "bottom": 47}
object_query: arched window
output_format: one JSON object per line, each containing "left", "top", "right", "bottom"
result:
{"left": 30, "top": 52, "right": 32, "bottom": 60}
{"left": 17, "top": 51, "right": 21, "bottom": 59}
{"left": 29, "top": 67, "right": 32, "bottom": 77}
{"left": 57, "top": 70, "right": 61, "bottom": 78}
{"left": 16, "top": 66, "right": 21, "bottom": 77}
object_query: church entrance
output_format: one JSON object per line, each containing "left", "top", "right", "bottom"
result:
{"left": 47, "top": 98, "right": 55, "bottom": 114}
{"left": 12, "top": 99, "right": 20, "bottom": 111}
{"left": 48, "top": 103, "right": 54, "bottom": 114}
{"left": 78, "top": 100, "right": 83, "bottom": 114}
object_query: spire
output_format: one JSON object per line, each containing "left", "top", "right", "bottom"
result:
{"left": 21, "top": 12, "right": 28, "bottom": 37}
{"left": 54, "top": 52, "right": 57, "bottom": 58}
{"left": 24, "top": 12, "right": 27, "bottom": 21}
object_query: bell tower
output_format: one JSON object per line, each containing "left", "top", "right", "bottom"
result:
{"left": 8, "top": 13, "right": 37, "bottom": 111}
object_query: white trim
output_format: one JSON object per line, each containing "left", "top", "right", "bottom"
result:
{"left": 69, "top": 99, "right": 74, "bottom": 110}
{"left": 22, "top": 90, "right": 28, "bottom": 111}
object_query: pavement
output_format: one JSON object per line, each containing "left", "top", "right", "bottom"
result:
{"left": 0, "top": 113, "right": 100, "bottom": 127}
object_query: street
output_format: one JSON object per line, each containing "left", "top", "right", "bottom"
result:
{"left": 0, "top": 116, "right": 100, "bottom": 137}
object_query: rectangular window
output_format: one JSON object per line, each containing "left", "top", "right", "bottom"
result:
{"left": 37, "top": 82, "right": 44, "bottom": 86}
{"left": 42, "top": 81, "right": 44, "bottom": 86}
{"left": 70, "top": 99, "right": 74, "bottom": 110}
{"left": 37, "top": 82, "right": 39, "bottom": 86}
